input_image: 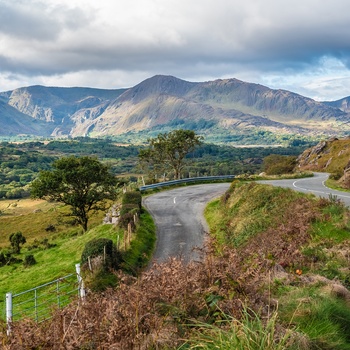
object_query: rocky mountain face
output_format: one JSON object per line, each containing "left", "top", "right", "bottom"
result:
{"left": 0, "top": 99, "right": 50, "bottom": 136}
{"left": 1, "top": 75, "right": 349, "bottom": 142}
{"left": 324, "top": 97, "right": 350, "bottom": 113}
{"left": 297, "top": 137, "right": 350, "bottom": 186}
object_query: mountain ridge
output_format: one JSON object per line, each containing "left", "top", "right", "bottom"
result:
{"left": 1, "top": 75, "right": 349, "bottom": 143}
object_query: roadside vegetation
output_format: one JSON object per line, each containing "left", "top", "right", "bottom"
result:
{"left": 2, "top": 136, "right": 348, "bottom": 349}
{"left": 0, "top": 188, "right": 155, "bottom": 321}
{"left": 1, "top": 176, "right": 350, "bottom": 348}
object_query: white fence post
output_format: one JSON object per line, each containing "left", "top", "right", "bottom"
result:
{"left": 6, "top": 292, "right": 12, "bottom": 335}
{"left": 75, "top": 263, "right": 86, "bottom": 299}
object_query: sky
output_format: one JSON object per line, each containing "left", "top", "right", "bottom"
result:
{"left": 1, "top": 0, "right": 350, "bottom": 101}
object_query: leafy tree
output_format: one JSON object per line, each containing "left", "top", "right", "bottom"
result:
{"left": 139, "top": 129, "right": 203, "bottom": 180}
{"left": 9, "top": 231, "right": 26, "bottom": 254}
{"left": 31, "top": 156, "right": 118, "bottom": 231}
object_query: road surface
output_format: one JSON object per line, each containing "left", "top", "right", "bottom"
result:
{"left": 258, "top": 172, "right": 350, "bottom": 207}
{"left": 143, "top": 183, "right": 230, "bottom": 263}
{"left": 144, "top": 173, "right": 350, "bottom": 263}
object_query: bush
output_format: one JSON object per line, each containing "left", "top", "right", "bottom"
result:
{"left": 0, "top": 251, "right": 22, "bottom": 266}
{"left": 9, "top": 231, "right": 26, "bottom": 254}
{"left": 118, "top": 212, "right": 137, "bottom": 229}
{"left": 122, "top": 191, "right": 141, "bottom": 210}
{"left": 329, "top": 169, "right": 343, "bottom": 180}
{"left": 120, "top": 203, "right": 140, "bottom": 216}
{"left": 81, "top": 238, "right": 122, "bottom": 271}
{"left": 23, "top": 254, "right": 36, "bottom": 267}
{"left": 119, "top": 191, "right": 142, "bottom": 228}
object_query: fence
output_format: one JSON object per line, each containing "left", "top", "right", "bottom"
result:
{"left": 6, "top": 264, "right": 85, "bottom": 333}
{"left": 139, "top": 175, "right": 236, "bottom": 191}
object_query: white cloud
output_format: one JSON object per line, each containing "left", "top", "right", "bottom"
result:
{"left": 1, "top": 0, "right": 350, "bottom": 100}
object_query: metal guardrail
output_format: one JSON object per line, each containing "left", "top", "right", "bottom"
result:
{"left": 139, "top": 175, "right": 235, "bottom": 191}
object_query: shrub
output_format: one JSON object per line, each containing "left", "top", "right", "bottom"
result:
{"left": 9, "top": 231, "right": 26, "bottom": 254}
{"left": 120, "top": 203, "right": 140, "bottom": 216}
{"left": 119, "top": 191, "right": 142, "bottom": 228}
{"left": 122, "top": 191, "right": 141, "bottom": 210}
{"left": 118, "top": 212, "right": 137, "bottom": 230}
{"left": 81, "top": 238, "right": 122, "bottom": 292}
{"left": 81, "top": 238, "right": 122, "bottom": 271}
{"left": 0, "top": 251, "right": 22, "bottom": 266}
{"left": 329, "top": 169, "right": 343, "bottom": 180}
{"left": 23, "top": 254, "right": 36, "bottom": 267}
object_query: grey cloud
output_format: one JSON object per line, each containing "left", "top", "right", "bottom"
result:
{"left": 1, "top": 0, "right": 350, "bottom": 100}
{"left": 0, "top": 0, "right": 90, "bottom": 41}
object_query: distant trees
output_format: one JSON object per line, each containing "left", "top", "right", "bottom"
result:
{"left": 31, "top": 156, "right": 118, "bottom": 232}
{"left": 139, "top": 129, "right": 203, "bottom": 180}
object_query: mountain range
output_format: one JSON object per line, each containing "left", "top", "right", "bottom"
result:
{"left": 1, "top": 75, "right": 349, "bottom": 144}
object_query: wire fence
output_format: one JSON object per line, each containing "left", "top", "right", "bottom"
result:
{"left": 5, "top": 264, "right": 85, "bottom": 333}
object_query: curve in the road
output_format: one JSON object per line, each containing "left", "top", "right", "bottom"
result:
{"left": 144, "top": 173, "right": 350, "bottom": 264}
{"left": 259, "top": 172, "right": 350, "bottom": 207}
{"left": 143, "top": 183, "right": 230, "bottom": 264}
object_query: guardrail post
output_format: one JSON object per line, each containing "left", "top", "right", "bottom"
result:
{"left": 6, "top": 292, "right": 12, "bottom": 335}
{"left": 75, "top": 263, "right": 86, "bottom": 299}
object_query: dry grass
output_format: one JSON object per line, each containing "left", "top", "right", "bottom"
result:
{"left": 1, "top": 184, "right": 350, "bottom": 349}
{"left": 0, "top": 198, "right": 105, "bottom": 248}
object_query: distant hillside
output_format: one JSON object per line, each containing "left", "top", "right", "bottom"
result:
{"left": 0, "top": 100, "right": 50, "bottom": 136}
{"left": 2, "top": 86, "right": 126, "bottom": 137}
{"left": 1, "top": 75, "right": 350, "bottom": 143}
{"left": 324, "top": 96, "right": 350, "bottom": 113}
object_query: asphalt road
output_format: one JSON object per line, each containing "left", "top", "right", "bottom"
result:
{"left": 258, "top": 172, "right": 350, "bottom": 207}
{"left": 144, "top": 173, "right": 350, "bottom": 264}
{"left": 143, "top": 183, "right": 230, "bottom": 263}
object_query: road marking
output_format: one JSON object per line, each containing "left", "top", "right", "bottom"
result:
{"left": 174, "top": 197, "right": 176, "bottom": 204}
{"left": 292, "top": 177, "right": 350, "bottom": 200}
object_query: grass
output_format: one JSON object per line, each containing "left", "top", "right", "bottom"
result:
{"left": 182, "top": 307, "right": 292, "bottom": 350}
{"left": 0, "top": 198, "right": 106, "bottom": 249}
{"left": 122, "top": 210, "right": 156, "bottom": 274}
{"left": 326, "top": 178, "right": 350, "bottom": 192}
{"left": 205, "top": 181, "right": 306, "bottom": 249}
{"left": 0, "top": 223, "right": 120, "bottom": 320}
{"left": 0, "top": 192, "right": 157, "bottom": 322}
{"left": 278, "top": 286, "right": 350, "bottom": 350}
{"left": 203, "top": 181, "right": 350, "bottom": 350}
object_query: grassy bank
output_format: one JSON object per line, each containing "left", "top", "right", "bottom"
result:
{"left": 0, "top": 197, "right": 156, "bottom": 321}
{"left": 202, "top": 180, "right": 350, "bottom": 349}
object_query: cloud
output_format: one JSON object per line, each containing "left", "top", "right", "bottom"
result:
{"left": 0, "top": 0, "right": 350, "bottom": 100}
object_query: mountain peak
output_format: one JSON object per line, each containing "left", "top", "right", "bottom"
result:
{"left": 118, "top": 75, "right": 197, "bottom": 103}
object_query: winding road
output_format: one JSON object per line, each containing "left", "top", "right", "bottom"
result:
{"left": 143, "top": 173, "right": 350, "bottom": 263}
{"left": 143, "top": 183, "right": 230, "bottom": 263}
{"left": 258, "top": 172, "right": 350, "bottom": 207}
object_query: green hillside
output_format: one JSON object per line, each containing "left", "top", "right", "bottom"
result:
{"left": 1, "top": 180, "right": 350, "bottom": 349}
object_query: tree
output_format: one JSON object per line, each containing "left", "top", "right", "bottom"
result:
{"left": 139, "top": 129, "right": 203, "bottom": 180}
{"left": 31, "top": 156, "right": 118, "bottom": 231}
{"left": 9, "top": 231, "right": 26, "bottom": 254}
